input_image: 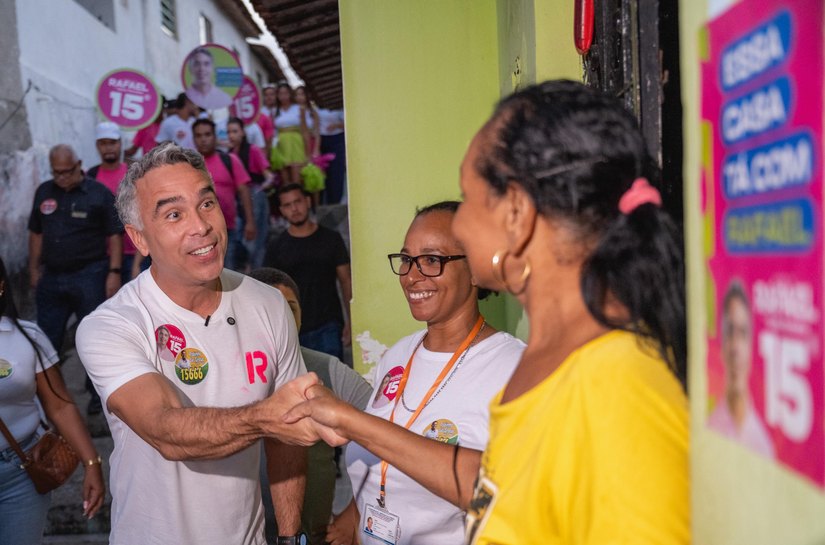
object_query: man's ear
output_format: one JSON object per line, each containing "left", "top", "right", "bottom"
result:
{"left": 502, "top": 183, "right": 537, "bottom": 257}
{"left": 126, "top": 225, "right": 149, "bottom": 257}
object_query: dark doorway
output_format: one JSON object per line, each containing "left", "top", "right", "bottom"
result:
{"left": 582, "top": 0, "right": 683, "bottom": 226}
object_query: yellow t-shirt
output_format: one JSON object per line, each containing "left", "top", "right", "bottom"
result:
{"left": 466, "top": 330, "right": 689, "bottom": 545}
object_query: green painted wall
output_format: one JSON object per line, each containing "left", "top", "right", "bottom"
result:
{"left": 339, "top": 1, "right": 584, "bottom": 373}
{"left": 681, "top": 1, "right": 825, "bottom": 543}
{"left": 339, "top": 1, "right": 502, "bottom": 375}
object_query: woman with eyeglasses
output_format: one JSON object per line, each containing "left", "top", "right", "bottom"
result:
{"left": 317, "top": 201, "right": 524, "bottom": 545}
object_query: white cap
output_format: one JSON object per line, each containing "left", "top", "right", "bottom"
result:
{"left": 95, "top": 121, "right": 121, "bottom": 141}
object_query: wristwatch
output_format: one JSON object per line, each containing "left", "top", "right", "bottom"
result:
{"left": 276, "top": 534, "right": 307, "bottom": 545}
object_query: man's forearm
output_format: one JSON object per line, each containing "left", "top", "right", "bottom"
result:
{"left": 265, "top": 438, "right": 307, "bottom": 535}
{"left": 28, "top": 233, "right": 42, "bottom": 272}
{"left": 107, "top": 373, "right": 322, "bottom": 462}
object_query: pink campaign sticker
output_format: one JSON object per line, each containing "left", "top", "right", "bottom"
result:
{"left": 96, "top": 68, "right": 161, "bottom": 130}
{"left": 228, "top": 76, "right": 262, "bottom": 125}
{"left": 155, "top": 324, "right": 186, "bottom": 363}
{"left": 40, "top": 198, "right": 57, "bottom": 215}
{"left": 371, "top": 365, "right": 404, "bottom": 409}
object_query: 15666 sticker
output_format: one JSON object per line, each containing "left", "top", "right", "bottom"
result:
{"left": 175, "top": 347, "right": 209, "bottom": 385}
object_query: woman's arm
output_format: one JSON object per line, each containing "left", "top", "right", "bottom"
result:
{"left": 310, "top": 109, "right": 321, "bottom": 156}
{"left": 36, "top": 366, "right": 105, "bottom": 518}
{"left": 285, "top": 386, "right": 481, "bottom": 509}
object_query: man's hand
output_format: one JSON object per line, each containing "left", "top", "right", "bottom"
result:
{"left": 282, "top": 384, "right": 350, "bottom": 447}
{"left": 243, "top": 221, "right": 256, "bottom": 242}
{"left": 259, "top": 373, "right": 324, "bottom": 446}
{"left": 327, "top": 500, "right": 360, "bottom": 545}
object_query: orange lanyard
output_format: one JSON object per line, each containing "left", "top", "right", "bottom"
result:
{"left": 376, "top": 315, "right": 485, "bottom": 508}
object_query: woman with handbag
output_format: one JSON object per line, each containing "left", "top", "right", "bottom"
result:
{"left": 0, "top": 256, "right": 105, "bottom": 544}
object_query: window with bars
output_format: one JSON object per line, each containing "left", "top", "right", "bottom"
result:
{"left": 160, "top": 0, "right": 177, "bottom": 38}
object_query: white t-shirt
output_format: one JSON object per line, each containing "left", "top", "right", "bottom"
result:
{"left": 0, "top": 317, "right": 58, "bottom": 449}
{"left": 156, "top": 114, "right": 195, "bottom": 150}
{"left": 274, "top": 104, "right": 302, "bottom": 129}
{"left": 347, "top": 330, "right": 524, "bottom": 545}
{"left": 317, "top": 108, "right": 345, "bottom": 136}
{"left": 77, "top": 269, "right": 305, "bottom": 545}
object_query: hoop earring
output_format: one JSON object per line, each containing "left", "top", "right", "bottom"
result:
{"left": 491, "top": 250, "right": 532, "bottom": 295}
{"left": 491, "top": 250, "right": 508, "bottom": 286}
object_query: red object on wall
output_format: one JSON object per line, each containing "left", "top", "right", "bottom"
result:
{"left": 574, "top": 0, "right": 595, "bottom": 55}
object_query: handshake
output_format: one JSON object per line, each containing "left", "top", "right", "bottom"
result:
{"left": 260, "top": 372, "right": 353, "bottom": 447}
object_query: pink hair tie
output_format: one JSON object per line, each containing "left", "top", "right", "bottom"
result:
{"left": 618, "top": 177, "right": 662, "bottom": 214}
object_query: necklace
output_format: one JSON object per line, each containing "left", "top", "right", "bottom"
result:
{"left": 400, "top": 321, "right": 486, "bottom": 412}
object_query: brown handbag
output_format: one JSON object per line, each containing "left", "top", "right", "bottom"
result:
{"left": 0, "top": 417, "right": 79, "bottom": 494}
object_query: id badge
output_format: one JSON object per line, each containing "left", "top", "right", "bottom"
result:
{"left": 362, "top": 502, "right": 400, "bottom": 545}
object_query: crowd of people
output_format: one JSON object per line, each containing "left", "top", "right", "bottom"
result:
{"left": 0, "top": 79, "right": 690, "bottom": 545}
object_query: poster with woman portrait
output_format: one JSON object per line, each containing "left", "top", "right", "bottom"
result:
{"left": 181, "top": 44, "right": 243, "bottom": 110}
{"left": 701, "top": 0, "right": 824, "bottom": 486}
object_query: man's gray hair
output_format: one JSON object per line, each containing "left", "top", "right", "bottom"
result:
{"left": 116, "top": 142, "right": 211, "bottom": 229}
{"left": 49, "top": 144, "right": 78, "bottom": 163}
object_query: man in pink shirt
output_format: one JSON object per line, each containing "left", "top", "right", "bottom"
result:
{"left": 88, "top": 122, "right": 146, "bottom": 284}
{"left": 192, "top": 118, "right": 255, "bottom": 271}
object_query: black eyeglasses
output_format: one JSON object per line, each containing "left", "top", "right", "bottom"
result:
{"left": 387, "top": 253, "right": 466, "bottom": 277}
{"left": 51, "top": 161, "right": 80, "bottom": 179}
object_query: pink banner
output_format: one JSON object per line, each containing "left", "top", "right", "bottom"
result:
{"left": 96, "top": 69, "right": 161, "bottom": 129}
{"left": 702, "top": 0, "right": 824, "bottom": 486}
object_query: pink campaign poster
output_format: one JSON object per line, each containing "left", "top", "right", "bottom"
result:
{"left": 702, "top": 0, "right": 824, "bottom": 486}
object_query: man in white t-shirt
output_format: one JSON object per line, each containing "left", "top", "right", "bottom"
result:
{"left": 155, "top": 93, "right": 198, "bottom": 150}
{"left": 76, "top": 143, "right": 316, "bottom": 545}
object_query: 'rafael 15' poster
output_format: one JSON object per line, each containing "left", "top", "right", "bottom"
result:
{"left": 702, "top": 0, "right": 824, "bottom": 487}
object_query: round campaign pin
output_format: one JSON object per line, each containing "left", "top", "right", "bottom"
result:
{"left": 175, "top": 347, "right": 209, "bottom": 385}
{"left": 40, "top": 198, "right": 57, "bottom": 215}
{"left": 422, "top": 419, "right": 459, "bottom": 444}
{"left": 155, "top": 324, "right": 186, "bottom": 363}
{"left": 371, "top": 365, "right": 404, "bottom": 409}
{"left": 0, "top": 359, "right": 13, "bottom": 380}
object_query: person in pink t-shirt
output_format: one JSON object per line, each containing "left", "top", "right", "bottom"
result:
{"left": 192, "top": 118, "right": 255, "bottom": 271}
{"left": 708, "top": 281, "right": 776, "bottom": 459}
{"left": 89, "top": 122, "right": 148, "bottom": 284}
{"left": 227, "top": 117, "right": 273, "bottom": 271}
{"left": 125, "top": 109, "right": 164, "bottom": 159}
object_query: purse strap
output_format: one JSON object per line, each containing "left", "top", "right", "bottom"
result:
{"left": 0, "top": 416, "right": 31, "bottom": 465}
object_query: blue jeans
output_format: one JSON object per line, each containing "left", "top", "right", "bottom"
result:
{"left": 233, "top": 186, "right": 271, "bottom": 271}
{"left": 0, "top": 432, "right": 51, "bottom": 545}
{"left": 37, "top": 259, "right": 108, "bottom": 354}
{"left": 37, "top": 259, "right": 107, "bottom": 397}
{"left": 300, "top": 321, "right": 343, "bottom": 361}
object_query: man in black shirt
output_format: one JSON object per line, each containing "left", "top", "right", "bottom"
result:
{"left": 28, "top": 144, "right": 124, "bottom": 413}
{"left": 263, "top": 184, "right": 351, "bottom": 360}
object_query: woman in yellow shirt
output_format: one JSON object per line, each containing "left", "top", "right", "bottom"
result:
{"left": 288, "top": 80, "right": 688, "bottom": 545}
{"left": 453, "top": 80, "right": 688, "bottom": 545}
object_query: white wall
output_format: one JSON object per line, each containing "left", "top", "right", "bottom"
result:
{"left": 2, "top": 0, "right": 270, "bottom": 277}
{"left": 16, "top": 0, "right": 268, "bottom": 167}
